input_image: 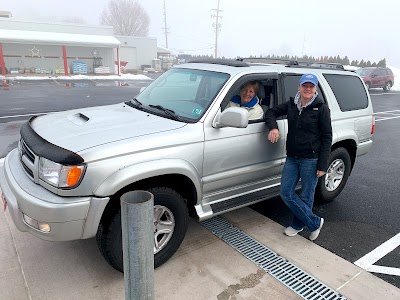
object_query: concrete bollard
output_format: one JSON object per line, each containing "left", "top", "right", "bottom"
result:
{"left": 121, "top": 190, "right": 154, "bottom": 300}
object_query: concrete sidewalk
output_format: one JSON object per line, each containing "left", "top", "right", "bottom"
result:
{"left": 1, "top": 206, "right": 399, "bottom": 300}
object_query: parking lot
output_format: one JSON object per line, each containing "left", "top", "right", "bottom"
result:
{"left": 1, "top": 79, "right": 400, "bottom": 298}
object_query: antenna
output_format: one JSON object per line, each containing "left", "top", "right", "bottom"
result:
{"left": 211, "top": 0, "right": 223, "bottom": 59}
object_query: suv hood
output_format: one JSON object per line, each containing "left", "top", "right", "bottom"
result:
{"left": 30, "top": 103, "right": 186, "bottom": 152}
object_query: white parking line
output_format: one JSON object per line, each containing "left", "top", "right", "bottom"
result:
{"left": 374, "top": 109, "right": 400, "bottom": 114}
{"left": 375, "top": 116, "right": 400, "bottom": 122}
{"left": 354, "top": 232, "right": 400, "bottom": 276}
{"left": 374, "top": 109, "right": 400, "bottom": 122}
{"left": 0, "top": 112, "right": 47, "bottom": 119}
{"left": 371, "top": 92, "right": 400, "bottom": 96}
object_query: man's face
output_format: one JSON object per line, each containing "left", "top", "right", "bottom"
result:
{"left": 240, "top": 85, "right": 256, "bottom": 104}
{"left": 299, "top": 82, "right": 317, "bottom": 101}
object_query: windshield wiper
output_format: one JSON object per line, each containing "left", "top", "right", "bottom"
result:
{"left": 125, "top": 98, "right": 143, "bottom": 109}
{"left": 149, "top": 104, "right": 182, "bottom": 121}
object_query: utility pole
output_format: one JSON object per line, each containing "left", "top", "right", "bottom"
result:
{"left": 162, "top": 0, "right": 169, "bottom": 48}
{"left": 211, "top": 0, "right": 222, "bottom": 58}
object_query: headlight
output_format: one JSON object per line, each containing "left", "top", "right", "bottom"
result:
{"left": 39, "top": 157, "right": 85, "bottom": 188}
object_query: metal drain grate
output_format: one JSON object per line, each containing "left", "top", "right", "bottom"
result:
{"left": 202, "top": 216, "right": 347, "bottom": 300}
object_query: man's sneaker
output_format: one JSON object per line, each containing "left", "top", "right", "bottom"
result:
{"left": 309, "top": 218, "right": 324, "bottom": 241}
{"left": 284, "top": 226, "right": 303, "bottom": 237}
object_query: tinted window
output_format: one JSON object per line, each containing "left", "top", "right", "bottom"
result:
{"left": 357, "top": 69, "right": 372, "bottom": 76}
{"left": 282, "top": 74, "right": 326, "bottom": 104}
{"left": 324, "top": 74, "right": 368, "bottom": 111}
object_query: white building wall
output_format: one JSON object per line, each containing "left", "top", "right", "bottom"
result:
{"left": 2, "top": 43, "right": 115, "bottom": 74}
{"left": 0, "top": 19, "right": 116, "bottom": 74}
{"left": 115, "top": 36, "right": 157, "bottom": 70}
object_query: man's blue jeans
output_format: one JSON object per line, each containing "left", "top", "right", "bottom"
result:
{"left": 280, "top": 157, "right": 321, "bottom": 232}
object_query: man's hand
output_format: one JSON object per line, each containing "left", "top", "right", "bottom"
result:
{"left": 268, "top": 129, "right": 280, "bottom": 143}
{"left": 316, "top": 170, "right": 326, "bottom": 178}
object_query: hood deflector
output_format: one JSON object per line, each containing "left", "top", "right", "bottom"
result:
{"left": 20, "top": 117, "right": 84, "bottom": 165}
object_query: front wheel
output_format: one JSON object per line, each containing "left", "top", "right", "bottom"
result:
{"left": 315, "top": 147, "right": 351, "bottom": 202}
{"left": 96, "top": 187, "right": 189, "bottom": 273}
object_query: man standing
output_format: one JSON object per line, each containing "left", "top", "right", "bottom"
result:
{"left": 265, "top": 74, "right": 332, "bottom": 241}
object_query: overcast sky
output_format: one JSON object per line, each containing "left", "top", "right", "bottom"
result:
{"left": 2, "top": 0, "right": 399, "bottom": 67}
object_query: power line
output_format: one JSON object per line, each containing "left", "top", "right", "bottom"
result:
{"left": 211, "top": 0, "right": 223, "bottom": 58}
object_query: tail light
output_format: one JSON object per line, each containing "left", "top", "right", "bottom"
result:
{"left": 371, "top": 115, "right": 375, "bottom": 135}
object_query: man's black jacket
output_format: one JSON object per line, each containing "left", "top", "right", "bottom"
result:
{"left": 265, "top": 97, "right": 333, "bottom": 171}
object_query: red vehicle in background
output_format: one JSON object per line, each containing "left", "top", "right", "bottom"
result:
{"left": 356, "top": 67, "right": 394, "bottom": 91}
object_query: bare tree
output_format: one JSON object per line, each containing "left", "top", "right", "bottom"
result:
{"left": 100, "top": 0, "right": 150, "bottom": 36}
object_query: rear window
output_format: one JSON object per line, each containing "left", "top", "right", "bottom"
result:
{"left": 324, "top": 74, "right": 368, "bottom": 111}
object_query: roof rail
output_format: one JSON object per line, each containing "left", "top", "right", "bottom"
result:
{"left": 310, "top": 62, "right": 345, "bottom": 70}
{"left": 188, "top": 58, "right": 249, "bottom": 67}
{"left": 239, "top": 57, "right": 346, "bottom": 70}
{"left": 238, "top": 57, "right": 305, "bottom": 66}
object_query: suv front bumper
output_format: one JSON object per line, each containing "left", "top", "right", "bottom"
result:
{"left": 0, "top": 149, "right": 109, "bottom": 241}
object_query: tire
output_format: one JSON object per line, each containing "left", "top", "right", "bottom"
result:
{"left": 383, "top": 81, "right": 392, "bottom": 91}
{"left": 315, "top": 147, "right": 351, "bottom": 202}
{"left": 96, "top": 187, "right": 189, "bottom": 273}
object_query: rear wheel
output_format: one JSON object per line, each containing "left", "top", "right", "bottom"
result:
{"left": 383, "top": 81, "right": 392, "bottom": 91}
{"left": 96, "top": 187, "right": 189, "bottom": 272}
{"left": 315, "top": 147, "right": 351, "bottom": 202}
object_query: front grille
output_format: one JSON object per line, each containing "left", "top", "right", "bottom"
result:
{"left": 19, "top": 139, "right": 36, "bottom": 180}
{"left": 21, "top": 139, "right": 35, "bottom": 163}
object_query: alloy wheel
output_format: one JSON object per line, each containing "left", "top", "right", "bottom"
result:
{"left": 324, "top": 158, "right": 345, "bottom": 192}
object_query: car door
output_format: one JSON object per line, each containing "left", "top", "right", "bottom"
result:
{"left": 371, "top": 69, "right": 381, "bottom": 87}
{"left": 201, "top": 74, "right": 285, "bottom": 209}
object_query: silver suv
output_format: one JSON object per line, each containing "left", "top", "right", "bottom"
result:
{"left": 0, "top": 59, "right": 374, "bottom": 272}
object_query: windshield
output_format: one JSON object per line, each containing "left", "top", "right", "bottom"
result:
{"left": 136, "top": 68, "right": 230, "bottom": 122}
{"left": 356, "top": 69, "right": 373, "bottom": 76}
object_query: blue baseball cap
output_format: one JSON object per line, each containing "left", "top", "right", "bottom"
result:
{"left": 299, "top": 73, "right": 318, "bottom": 86}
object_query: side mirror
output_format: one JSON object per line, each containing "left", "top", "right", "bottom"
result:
{"left": 214, "top": 107, "right": 249, "bottom": 128}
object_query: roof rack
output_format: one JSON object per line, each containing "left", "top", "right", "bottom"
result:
{"left": 238, "top": 57, "right": 303, "bottom": 66}
{"left": 238, "top": 57, "right": 345, "bottom": 70}
{"left": 309, "top": 62, "right": 345, "bottom": 70}
{"left": 188, "top": 58, "right": 249, "bottom": 67}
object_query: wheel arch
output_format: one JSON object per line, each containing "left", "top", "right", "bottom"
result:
{"left": 94, "top": 159, "right": 201, "bottom": 219}
{"left": 331, "top": 139, "right": 357, "bottom": 173}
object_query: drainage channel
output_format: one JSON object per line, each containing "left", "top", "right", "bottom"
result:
{"left": 202, "top": 216, "right": 347, "bottom": 300}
